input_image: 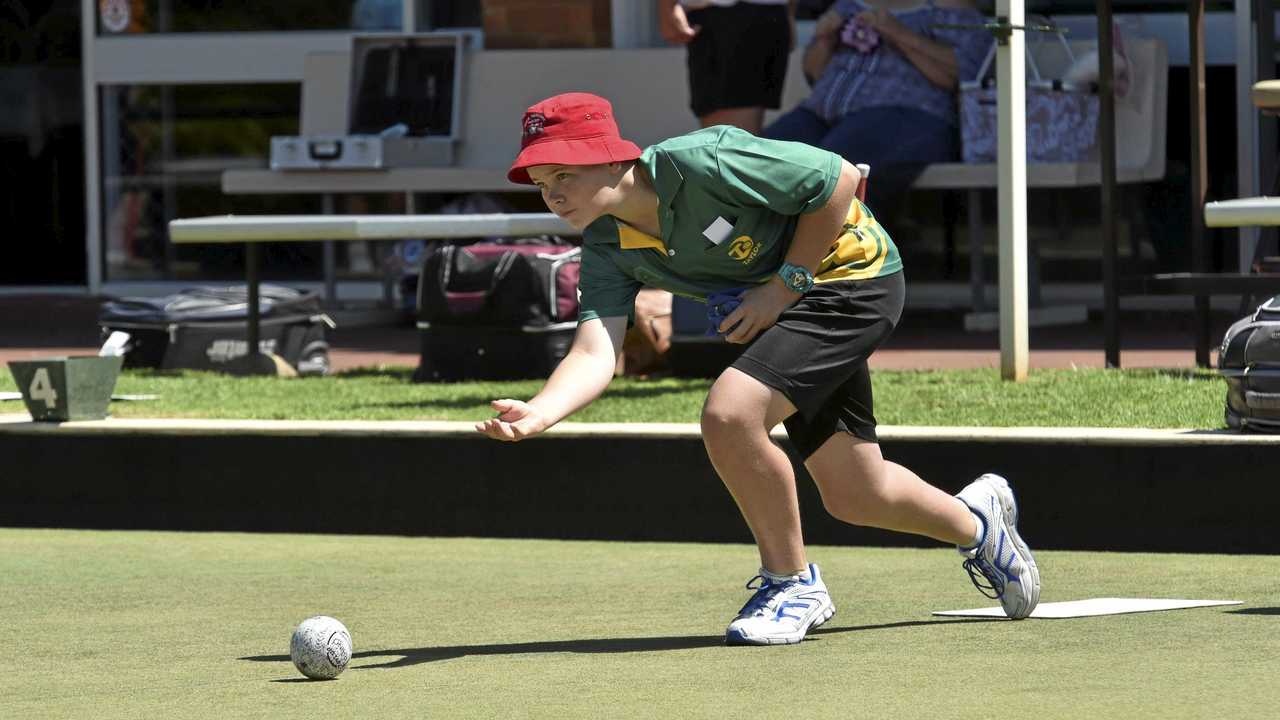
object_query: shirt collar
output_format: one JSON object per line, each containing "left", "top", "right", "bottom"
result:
{"left": 638, "top": 146, "right": 683, "bottom": 248}
{"left": 639, "top": 145, "right": 683, "bottom": 212}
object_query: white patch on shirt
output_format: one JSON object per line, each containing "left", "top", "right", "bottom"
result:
{"left": 702, "top": 217, "right": 734, "bottom": 246}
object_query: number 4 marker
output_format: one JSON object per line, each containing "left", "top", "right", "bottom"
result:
{"left": 28, "top": 367, "right": 58, "bottom": 410}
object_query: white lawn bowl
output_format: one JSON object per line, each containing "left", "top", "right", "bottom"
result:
{"left": 290, "top": 615, "right": 352, "bottom": 680}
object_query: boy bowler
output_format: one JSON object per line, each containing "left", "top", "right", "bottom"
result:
{"left": 477, "top": 93, "right": 1039, "bottom": 644}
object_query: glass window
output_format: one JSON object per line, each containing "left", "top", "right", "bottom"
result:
{"left": 97, "top": 1, "right": 369, "bottom": 34}
{"left": 100, "top": 82, "right": 329, "bottom": 282}
{"left": 419, "top": 0, "right": 481, "bottom": 30}
{"left": 93, "top": 1, "right": 482, "bottom": 35}
{"left": 1, "top": 0, "right": 84, "bottom": 284}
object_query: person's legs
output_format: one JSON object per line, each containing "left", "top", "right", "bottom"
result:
{"left": 704, "top": 360, "right": 978, "bottom": 563}
{"left": 685, "top": 3, "right": 788, "bottom": 133}
{"left": 798, "top": 406, "right": 1040, "bottom": 620}
{"left": 803, "top": 433, "right": 976, "bottom": 545}
{"left": 701, "top": 367, "right": 807, "bottom": 574}
{"left": 699, "top": 107, "right": 766, "bottom": 134}
{"left": 703, "top": 367, "right": 837, "bottom": 645}
{"left": 761, "top": 105, "right": 830, "bottom": 147}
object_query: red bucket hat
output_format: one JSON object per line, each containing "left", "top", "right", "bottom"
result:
{"left": 507, "top": 92, "right": 643, "bottom": 185}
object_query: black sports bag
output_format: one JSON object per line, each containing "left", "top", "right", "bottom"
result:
{"left": 416, "top": 239, "right": 581, "bottom": 328}
{"left": 1219, "top": 295, "right": 1280, "bottom": 432}
{"left": 99, "top": 285, "right": 334, "bottom": 376}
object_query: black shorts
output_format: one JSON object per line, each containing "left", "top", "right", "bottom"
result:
{"left": 685, "top": 3, "right": 790, "bottom": 118}
{"left": 731, "top": 272, "right": 906, "bottom": 459}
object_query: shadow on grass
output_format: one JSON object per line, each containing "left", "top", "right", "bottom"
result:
{"left": 1148, "top": 369, "right": 1223, "bottom": 383}
{"left": 334, "top": 367, "right": 415, "bottom": 380}
{"left": 346, "top": 380, "right": 711, "bottom": 413}
{"left": 1225, "top": 607, "right": 1280, "bottom": 616}
{"left": 123, "top": 369, "right": 192, "bottom": 379}
{"left": 242, "top": 618, "right": 995, "bottom": 672}
{"left": 345, "top": 399, "right": 497, "bottom": 412}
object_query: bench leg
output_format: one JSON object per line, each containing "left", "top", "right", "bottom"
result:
{"left": 942, "top": 191, "right": 960, "bottom": 278}
{"left": 968, "top": 189, "right": 984, "bottom": 312}
{"left": 322, "top": 193, "right": 337, "bottom": 306}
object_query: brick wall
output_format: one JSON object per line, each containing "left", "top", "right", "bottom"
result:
{"left": 482, "top": 0, "right": 612, "bottom": 49}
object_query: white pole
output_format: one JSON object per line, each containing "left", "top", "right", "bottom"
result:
{"left": 1235, "top": 0, "right": 1259, "bottom": 273}
{"left": 403, "top": 0, "right": 416, "bottom": 32}
{"left": 81, "top": 0, "right": 102, "bottom": 294}
{"left": 997, "top": 0, "right": 1028, "bottom": 381}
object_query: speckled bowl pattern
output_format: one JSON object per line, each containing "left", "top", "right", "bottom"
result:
{"left": 290, "top": 616, "right": 352, "bottom": 680}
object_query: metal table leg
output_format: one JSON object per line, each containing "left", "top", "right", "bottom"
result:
{"left": 230, "top": 241, "right": 275, "bottom": 375}
{"left": 322, "top": 193, "right": 337, "bottom": 307}
{"left": 247, "top": 241, "right": 260, "bottom": 362}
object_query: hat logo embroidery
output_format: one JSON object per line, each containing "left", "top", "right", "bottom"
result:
{"left": 523, "top": 113, "right": 546, "bottom": 138}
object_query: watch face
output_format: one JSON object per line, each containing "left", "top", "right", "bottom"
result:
{"left": 779, "top": 264, "right": 812, "bottom": 292}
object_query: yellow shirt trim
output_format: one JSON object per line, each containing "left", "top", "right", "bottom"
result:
{"left": 816, "top": 199, "right": 889, "bottom": 282}
{"left": 617, "top": 223, "right": 666, "bottom": 253}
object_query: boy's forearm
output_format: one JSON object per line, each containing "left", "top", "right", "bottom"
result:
{"left": 527, "top": 346, "right": 617, "bottom": 427}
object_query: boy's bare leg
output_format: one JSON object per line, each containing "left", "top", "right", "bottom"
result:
{"left": 699, "top": 107, "right": 766, "bottom": 134}
{"left": 706, "top": 367, "right": 840, "bottom": 645}
{"left": 701, "top": 368, "right": 808, "bottom": 574}
{"left": 804, "top": 434, "right": 977, "bottom": 545}
{"left": 703, "top": 368, "right": 977, "bottom": 562}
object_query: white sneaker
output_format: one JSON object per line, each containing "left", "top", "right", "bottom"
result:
{"left": 956, "top": 473, "right": 1041, "bottom": 619}
{"left": 724, "top": 563, "right": 835, "bottom": 645}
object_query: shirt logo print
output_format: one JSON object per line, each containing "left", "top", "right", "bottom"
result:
{"left": 728, "top": 236, "right": 759, "bottom": 264}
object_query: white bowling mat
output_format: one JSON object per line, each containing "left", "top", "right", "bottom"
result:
{"left": 934, "top": 598, "right": 1242, "bottom": 619}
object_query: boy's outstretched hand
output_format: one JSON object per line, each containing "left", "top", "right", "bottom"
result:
{"left": 475, "top": 399, "right": 550, "bottom": 442}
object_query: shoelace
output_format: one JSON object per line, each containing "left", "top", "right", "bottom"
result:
{"left": 738, "top": 575, "right": 797, "bottom": 617}
{"left": 962, "top": 556, "right": 1006, "bottom": 600}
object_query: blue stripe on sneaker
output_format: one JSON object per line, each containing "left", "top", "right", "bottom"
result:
{"left": 994, "top": 528, "right": 1020, "bottom": 585}
{"left": 775, "top": 601, "right": 809, "bottom": 621}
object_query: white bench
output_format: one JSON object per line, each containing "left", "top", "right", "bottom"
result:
{"left": 1206, "top": 196, "right": 1280, "bottom": 228}
{"left": 1195, "top": 79, "right": 1280, "bottom": 312}
{"left": 1205, "top": 80, "right": 1280, "bottom": 230}
{"left": 909, "top": 37, "right": 1169, "bottom": 330}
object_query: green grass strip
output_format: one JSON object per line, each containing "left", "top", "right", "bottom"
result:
{"left": 0, "top": 366, "right": 1227, "bottom": 428}
{"left": 3, "top": 529, "right": 1276, "bottom": 719}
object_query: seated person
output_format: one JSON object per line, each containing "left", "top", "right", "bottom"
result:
{"left": 764, "top": 0, "right": 989, "bottom": 213}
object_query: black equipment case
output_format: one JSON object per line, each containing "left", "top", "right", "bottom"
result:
{"left": 1219, "top": 295, "right": 1280, "bottom": 432}
{"left": 414, "top": 240, "right": 581, "bottom": 381}
{"left": 98, "top": 285, "right": 334, "bottom": 375}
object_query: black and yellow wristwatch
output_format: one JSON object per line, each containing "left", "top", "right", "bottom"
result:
{"left": 777, "top": 262, "right": 815, "bottom": 294}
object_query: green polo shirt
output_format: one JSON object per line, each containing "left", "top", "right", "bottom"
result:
{"left": 577, "top": 125, "right": 903, "bottom": 323}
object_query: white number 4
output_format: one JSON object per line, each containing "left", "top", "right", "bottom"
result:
{"left": 28, "top": 367, "right": 58, "bottom": 410}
